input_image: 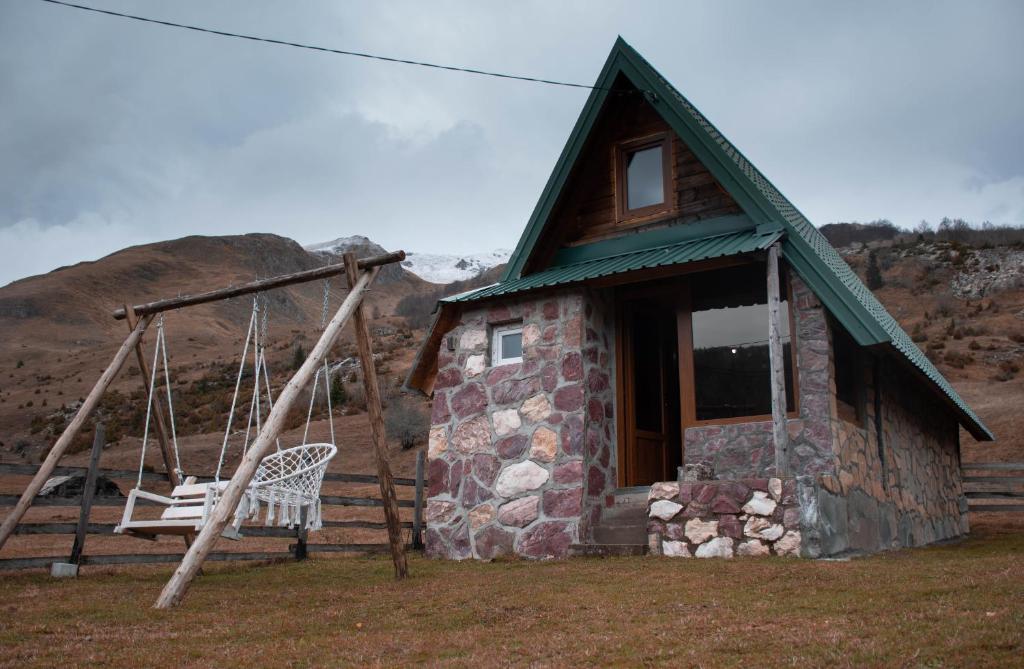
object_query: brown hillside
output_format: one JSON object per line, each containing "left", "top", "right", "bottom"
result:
{"left": 0, "top": 233, "right": 438, "bottom": 461}
{"left": 0, "top": 232, "right": 1021, "bottom": 471}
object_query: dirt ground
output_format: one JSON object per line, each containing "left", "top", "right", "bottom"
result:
{"left": 0, "top": 514, "right": 1021, "bottom": 668}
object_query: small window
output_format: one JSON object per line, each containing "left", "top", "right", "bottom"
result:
{"left": 618, "top": 135, "right": 670, "bottom": 218}
{"left": 492, "top": 325, "right": 523, "bottom": 365}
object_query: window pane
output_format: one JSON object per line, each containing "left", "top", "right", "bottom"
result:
{"left": 690, "top": 264, "right": 794, "bottom": 421}
{"left": 631, "top": 315, "right": 663, "bottom": 432}
{"left": 626, "top": 144, "right": 665, "bottom": 210}
{"left": 500, "top": 331, "right": 522, "bottom": 360}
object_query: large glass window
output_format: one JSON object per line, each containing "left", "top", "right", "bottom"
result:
{"left": 688, "top": 263, "right": 795, "bottom": 421}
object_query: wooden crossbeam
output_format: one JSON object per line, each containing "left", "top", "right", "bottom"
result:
{"left": 111, "top": 251, "right": 404, "bottom": 319}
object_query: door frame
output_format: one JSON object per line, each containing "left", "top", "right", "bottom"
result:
{"left": 614, "top": 283, "right": 684, "bottom": 487}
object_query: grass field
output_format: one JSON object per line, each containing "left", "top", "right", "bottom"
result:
{"left": 1, "top": 517, "right": 1022, "bottom": 668}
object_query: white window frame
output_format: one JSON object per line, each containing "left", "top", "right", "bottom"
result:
{"left": 491, "top": 325, "right": 524, "bottom": 365}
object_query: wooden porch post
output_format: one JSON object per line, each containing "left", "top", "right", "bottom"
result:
{"left": 0, "top": 314, "right": 154, "bottom": 551}
{"left": 767, "top": 243, "right": 790, "bottom": 476}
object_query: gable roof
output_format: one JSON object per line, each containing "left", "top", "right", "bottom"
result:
{"left": 407, "top": 39, "right": 991, "bottom": 441}
{"left": 489, "top": 37, "right": 990, "bottom": 441}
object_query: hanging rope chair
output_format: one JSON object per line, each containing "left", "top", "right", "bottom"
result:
{"left": 116, "top": 286, "right": 338, "bottom": 539}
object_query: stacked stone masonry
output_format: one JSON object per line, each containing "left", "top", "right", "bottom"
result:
{"left": 425, "top": 271, "right": 970, "bottom": 560}
{"left": 426, "top": 288, "right": 617, "bottom": 560}
{"left": 647, "top": 479, "right": 801, "bottom": 558}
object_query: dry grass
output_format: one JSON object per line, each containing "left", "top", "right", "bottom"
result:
{"left": 1, "top": 517, "right": 1022, "bottom": 668}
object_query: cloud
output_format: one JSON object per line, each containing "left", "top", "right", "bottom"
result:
{"left": 1, "top": 0, "right": 1022, "bottom": 285}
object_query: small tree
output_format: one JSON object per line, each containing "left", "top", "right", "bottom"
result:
{"left": 291, "top": 344, "right": 307, "bottom": 371}
{"left": 385, "top": 396, "right": 428, "bottom": 450}
{"left": 329, "top": 372, "right": 347, "bottom": 407}
{"left": 866, "top": 250, "right": 884, "bottom": 290}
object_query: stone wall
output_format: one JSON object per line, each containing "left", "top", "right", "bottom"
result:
{"left": 580, "top": 289, "right": 617, "bottom": 541}
{"left": 646, "top": 478, "right": 801, "bottom": 557}
{"left": 425, "top": 287, "right": 617, "bottom": 559}
{"left": 683, "top": 275, "right": 833, "bottom": 479}
{"left": 812, "top": 346, "right": 968, "bottom": 555}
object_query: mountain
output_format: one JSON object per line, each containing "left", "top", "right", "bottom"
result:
{"left": 306, "top": 237, "right": 511, "bottom": 284}
{"left": 399, "top": 249, "right": 512, "bottom": 284}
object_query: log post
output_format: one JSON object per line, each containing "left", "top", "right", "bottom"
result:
{"left": 413, "top": 449, "right": 425, "bottom": 550}
{"left": 344, "top": 252, "right": 408, "bottom": 579}
{"left": 766, "top": 243, "right": 790, "bottom": 476}
{"left": 0, "top": 314, "right": 154, "bottom": 551}
{"left": 154, "top": 267, "right": 377, "bottom": 609}
{"left": 295, "top": 507, "right": 308, "bottom": 561}
{"left": 69, "top": 424, "right": 105, "bottom": 565}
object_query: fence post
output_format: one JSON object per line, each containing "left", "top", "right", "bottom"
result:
{"left": 51, "top": 424, "right": 105, "bottom": 577}
{"left": 413, "top": 449, "right": 425, "bottom": 550}
{"left": 295, "top": 506, "right": 309, "bottom": 561}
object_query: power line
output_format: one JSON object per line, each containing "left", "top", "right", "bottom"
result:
{"left": 35, "top": 0, "right": 627, "bottom": 93}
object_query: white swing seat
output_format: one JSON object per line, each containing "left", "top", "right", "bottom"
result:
{"left": 114, "top": 478, "right": 242, "bottom": 540}
{"left": 241, "top": 443, "right": 337, "bottom": 530}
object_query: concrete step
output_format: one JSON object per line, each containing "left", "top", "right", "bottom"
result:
{"left": 568, "top": 543, "right": 648, "bottom": 557}
{"left": 593, "top": 522, "right": 647, "bottom": 545}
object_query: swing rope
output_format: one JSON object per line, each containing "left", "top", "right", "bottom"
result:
{"left": 216, "top": 303, "right": 257, "bottom": 483}
{"left": 135, "top": 316, "right": 183, "bottom": 488}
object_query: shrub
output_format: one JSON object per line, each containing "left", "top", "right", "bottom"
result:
{"left": 16, "top": 360, "right": 24, "bottom": 369}
{"left": 943, "top": 351, "right": 973, "bottom": 369}
{"left": 385, "top": 396, "right": 428, "bottom": 450}
{"left": 994, "top": 360, "right": 1020, "bottom": 382}
{"left": 329, "top": 373, "right": 347, "bottom": 407}
{"left": 866, "top": 250, "right": 884, "bottom": 290}
{"left": 968, "top": 340, "right": 981, "bottom": 351}
{"left": 291, "top": 344, "right": 307, "bottom": 371}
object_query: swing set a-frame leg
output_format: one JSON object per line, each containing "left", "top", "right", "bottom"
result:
{"left": 0, "top": 314, "right": 155, "bottom": 552}
{"left": 154, "top": 267, "right": 378, "bottom": 609}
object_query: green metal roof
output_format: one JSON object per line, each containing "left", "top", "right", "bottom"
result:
{"left": 444, "top": 228, "right": 782, "bottom": 304}
{"left": 496, "top": 38, "right": 991, "bottom": 440}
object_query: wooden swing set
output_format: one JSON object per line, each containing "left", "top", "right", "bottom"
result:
{"left": 0, "top": 250, "right": 409, "bottom": 609}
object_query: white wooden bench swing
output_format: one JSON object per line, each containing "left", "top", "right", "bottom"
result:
{"left": 114, "top": 295, "right": 338, "bottom": 541}
{"left": 0, "top": 251, "right": 409, "bottom": 609}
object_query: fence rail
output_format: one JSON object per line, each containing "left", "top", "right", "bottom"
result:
{"left": 963, "top": 462, "right": 1024, "bottom": 513}
{"left": 0, "top": 451, "right": 426, "bottom": 572}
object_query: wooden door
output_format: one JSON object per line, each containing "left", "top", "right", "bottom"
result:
{"left": 620, "top": 301, "right": 682, "bottom": 486}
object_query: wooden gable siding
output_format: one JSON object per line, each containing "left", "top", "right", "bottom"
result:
{"left": 546, "top": 84, "right": 742, "bottom": 251}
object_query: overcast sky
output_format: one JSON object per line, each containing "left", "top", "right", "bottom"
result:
{"left": 2, "top": 1, "right": 1022, "bottom": 286}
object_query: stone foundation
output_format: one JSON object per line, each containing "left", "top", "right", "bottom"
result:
{"left": 647, "top": 478, "right": 801, "bottom": 558}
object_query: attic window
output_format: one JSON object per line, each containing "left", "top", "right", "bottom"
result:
{"left": 618, "top": 134, "right": 670, "bottom": 218}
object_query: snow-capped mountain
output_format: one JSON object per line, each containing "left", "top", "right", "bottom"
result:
{"left": 399, "top": 249, "right": 511, "bottom": 284}
{"left": 304, "top": 236, "right": 510, "bottom": 284}
{"left": 305, "top": 235, "right": 385, "bottom": 257}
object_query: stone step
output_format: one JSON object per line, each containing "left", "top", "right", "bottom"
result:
{"left": 593, "top": 522, "right": 647, "bottom": 545}
{"left": 568, "top": 543, "right": 648, "bottom": 558}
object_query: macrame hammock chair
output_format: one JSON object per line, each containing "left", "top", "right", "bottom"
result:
{"left": 115, "top": 284, "right": 338, "bottom": 539}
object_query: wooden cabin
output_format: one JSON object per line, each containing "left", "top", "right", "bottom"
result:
{"left": 406, "top": 39, "right": 992, "bottom": 559}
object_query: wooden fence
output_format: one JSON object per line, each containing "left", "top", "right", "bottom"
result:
{"left": 0, "top": 450, "right": 426, "bottom": 572}
{"left": 963, "top": 462, "right": 1024, "bottom": 512}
